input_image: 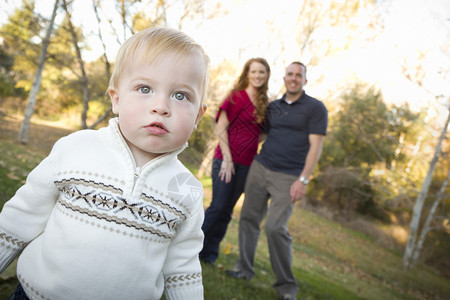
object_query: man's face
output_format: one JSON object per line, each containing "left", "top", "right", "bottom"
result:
{"left": 283, "top": 63, "right": 307, "bottom": 96}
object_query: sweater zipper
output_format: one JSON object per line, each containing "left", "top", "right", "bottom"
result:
{"left": 133, "top": 167, "right": 141, "bottom": 191}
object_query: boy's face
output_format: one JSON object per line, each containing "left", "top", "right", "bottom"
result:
{"left": 109, "top": 52, "right": 206, "bottom": 165}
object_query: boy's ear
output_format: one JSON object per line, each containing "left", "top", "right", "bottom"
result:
{"left": 109, "top": 87, "right": 120, "bottom": 114}
{"left": 195, "top": 104, "right": 207, "bottom": 126}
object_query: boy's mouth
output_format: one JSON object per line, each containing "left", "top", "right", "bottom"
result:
{"left": 145, "top": 122, "right": 168, "bottom": 134}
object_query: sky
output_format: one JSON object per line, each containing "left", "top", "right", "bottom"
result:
{"left": 1, "top": 0, "right": 449, "bottom": 120}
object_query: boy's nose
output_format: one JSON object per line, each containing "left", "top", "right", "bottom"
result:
{"left": 151, "top": 97, "right": 171, "bottom": 116}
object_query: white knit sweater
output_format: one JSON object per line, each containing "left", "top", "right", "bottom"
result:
{"left": 0, "top": 118, "right": 204, "bottom": 300}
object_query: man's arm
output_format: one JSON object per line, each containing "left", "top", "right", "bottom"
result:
{"left": 289, "top": 134, "right": 325, "bottom": 203}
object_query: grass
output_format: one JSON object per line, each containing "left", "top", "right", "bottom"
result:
{"left": 0, "top": 114, "right": 449, "bottom": 299}
{"left": 0, "top": 140, "right": 44, "bottom": 209}
{"left": 204, "top": 204, "right": 450, "bottom": 300}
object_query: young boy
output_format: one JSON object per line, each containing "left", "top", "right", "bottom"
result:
{"left": 0, "top": 27, "right": 208, "bottom": 300}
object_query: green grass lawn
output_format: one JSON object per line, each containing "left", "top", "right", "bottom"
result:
{"left": 0, "top": 116, "right": 449, "bottom": 299}
{"left": 201, "top": 201, "right": 450, "bottom": 300}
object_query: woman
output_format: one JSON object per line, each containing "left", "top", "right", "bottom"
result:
{"left": 200, "top": 58, "right": 270, "bottom": 265}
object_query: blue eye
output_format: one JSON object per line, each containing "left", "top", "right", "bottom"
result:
{"left": 174, "top": 92, "right": 187, "bottom": 101}
{"left": 139, "top": 86, "right": 151, "bottom": 94}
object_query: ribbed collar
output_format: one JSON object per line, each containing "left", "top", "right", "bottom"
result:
{"left": 107, "top": 117, "right": 187, "bottom": 172}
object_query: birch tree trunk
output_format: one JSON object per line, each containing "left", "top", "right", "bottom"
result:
{"left": 410, "top": 170, "right": 450, "bottom": 268}
{"left": 403, "top": 108, "right": 450, "bottom": 270}
{"left": 62, "top": 0, "right": 90, "bottom": 129}
{"left": 18, "top": 0, "right": 59, "bottom": 144}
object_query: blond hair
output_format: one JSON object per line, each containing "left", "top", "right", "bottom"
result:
{"left": 108, "top": 27, "right": 210, "bottom": 106}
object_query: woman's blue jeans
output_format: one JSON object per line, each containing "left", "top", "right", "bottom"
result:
{"left": 199, "top": 158, "right": 250, "bottom": 263}
{"left": 8, "top": 283, "right": 29, "bottom": 300}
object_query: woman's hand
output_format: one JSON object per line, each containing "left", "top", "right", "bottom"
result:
{"left": 219, "top": 160, "right": 235, "bottom": 183}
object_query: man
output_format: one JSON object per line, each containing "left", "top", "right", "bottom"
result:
{"left": 226, "top": 62, "right": 328, "bottom": 300}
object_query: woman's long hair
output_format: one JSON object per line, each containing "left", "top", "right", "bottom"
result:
{"left": 229, "top": 58, "right": 271, "bottom": 124}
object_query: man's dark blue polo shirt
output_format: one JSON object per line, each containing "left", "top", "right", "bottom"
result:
{"left": 255, "top": 91, "right": 328, "bottom": 176}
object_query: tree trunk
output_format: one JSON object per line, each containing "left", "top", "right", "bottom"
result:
{"left": 88, "top": 0, "right": 113, "bottom": 129}
{"left": 196, "top": 139, "right": 217, "bottom": 178}
{"left": 92, "top": 0, "right": 112, "bottom": 79}
{"left": 88, "top": 107, "right": 112, "bottom": 129}
{"left": 410, "top": 170, "right": 450, "bottom": 268}
{"left": 17, "top": 0, "right": 59, "bottom": 144}
{"left": 403, "top": 108, "right": 450, "bottom": 270}
{"left": 62, "top": 0, "right": 90, "bottom": 129}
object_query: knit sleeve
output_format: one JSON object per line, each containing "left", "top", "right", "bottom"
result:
{"left": 0, "top": 142, "right": 60, "bottom": 274}
{"left": 163, "top": 195, "right": 204, "bottom": 300}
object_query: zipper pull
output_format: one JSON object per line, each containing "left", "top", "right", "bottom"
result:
{"left": 134, "top": 167, "right": 141, "bottom": 178}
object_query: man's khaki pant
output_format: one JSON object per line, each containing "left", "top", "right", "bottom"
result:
{"left": 235, "top": 160, "right": 299, "bottom": 297}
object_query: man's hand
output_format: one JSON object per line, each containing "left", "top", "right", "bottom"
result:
{"left": 290, "top": 179, "right": 306, "bottom": 203}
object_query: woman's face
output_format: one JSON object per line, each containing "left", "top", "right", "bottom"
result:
{"left": 247, "top": 61, "right": 269, "bottom": 89}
